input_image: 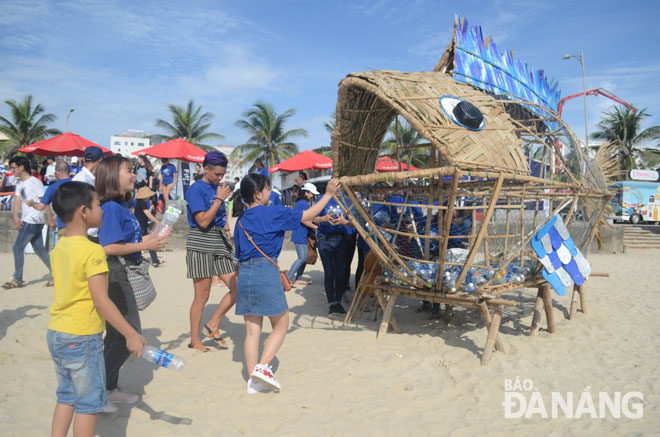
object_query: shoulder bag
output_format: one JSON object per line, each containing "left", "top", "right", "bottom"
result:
{"left": 118, "top": 256, "right": 157, "bottom": 310}
{"left": 238, "top": 220, "right": 292, "bottom": 291}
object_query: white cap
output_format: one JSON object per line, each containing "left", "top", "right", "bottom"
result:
{"left": 302, "top": 182, "right": 319, "bottom": 195}
{"left": 71, "top": 156, "right": 79, "bottom": 163}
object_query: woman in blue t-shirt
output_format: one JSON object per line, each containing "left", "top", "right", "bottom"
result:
{"left": 286, "top": 183, "right": 319, "bottom": 285}
{"left": 97, "top": 155, "right": 167, "bottom": 406}
{"left": 184, "top": 151, "right": 237, "bottom": 353}
{"left": 235, "top": 173, "right": 339, "bottom": 393}
{"left": 160, "top": 158, "right": 177, "bottom": 210}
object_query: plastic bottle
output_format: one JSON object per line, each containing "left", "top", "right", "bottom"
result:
{"left": 153, "top": 198, "right": 188, "bottom": 239}
{"left": 142, "top": 345, "right": 185, "bottom": 371}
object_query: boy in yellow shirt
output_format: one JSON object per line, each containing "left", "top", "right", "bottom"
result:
{"left": 48, "top": 181, "right": 146, "bottom": 437}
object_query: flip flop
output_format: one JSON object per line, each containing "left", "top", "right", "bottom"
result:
{"left": 188, "top": 342, "right": 211, "bottom": 352}
{"left": 2, "top": 280, "right": 25, "bottom": 290}
{"left": 202, "top": 324, "right": 227, "bottom": 347}
{"left": 45, "top": 279, "right": 54, "bottom": 287}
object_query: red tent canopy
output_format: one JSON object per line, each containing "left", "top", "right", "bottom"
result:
{"left": 269, "top": 150, "right": 333, "bottom": 172}
{"left": 133, "top": 138, "right": 206, "bottom": 163}
{"left": 375, "top": 156, "right": 419, "bottom": 172}
{"left": 18, "top": 132, "right": 112, "bottom": 157}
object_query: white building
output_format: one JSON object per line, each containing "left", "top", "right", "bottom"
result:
{"left": 110, "top": 130, "right": 154, "bottom": 156}
{"left": 215, "top": 144, "right": 245, "bottom": 183}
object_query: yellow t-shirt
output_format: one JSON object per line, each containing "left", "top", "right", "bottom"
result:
{"left": 48, "top": 236, "right": 109, "bottom": 335}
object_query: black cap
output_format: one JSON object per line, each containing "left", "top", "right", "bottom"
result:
{"left": 83, "top": 146, "right": 104, "bottom": 162}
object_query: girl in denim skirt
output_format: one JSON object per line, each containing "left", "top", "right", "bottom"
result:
{"left": 235, "top": 173, "right": 340, "bottom": 393}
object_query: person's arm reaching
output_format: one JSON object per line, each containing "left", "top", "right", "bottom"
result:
{"left": 89, "top": 273, "right": 146, "bottom": 356}
{"left": 103, "top": 235, "right": 167, "bottom": 256}
{"left": 301, "top": 178, "right": 340, "bottom": 222}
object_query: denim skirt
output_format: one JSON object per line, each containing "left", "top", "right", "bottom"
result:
{"left": 236, "top": 257, "right": 288, "bottom": 317}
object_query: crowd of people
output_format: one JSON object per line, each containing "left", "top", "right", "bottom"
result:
{"left": 3, "top": 146, "right": 355, "bottom": 435}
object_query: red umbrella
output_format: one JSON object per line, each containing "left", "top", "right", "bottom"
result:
{"left": 18, "top": 132, "right": 112, "bottom": 157}
{"left": 375, "top": 156, "right": 419, "bottom": 172}
{"left": 269, "top": 150, "right": 333, "bottom": 172}
{"left": 132, "top": 138, "right": 206, "bottom": 163}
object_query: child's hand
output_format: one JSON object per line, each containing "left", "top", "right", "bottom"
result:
{"left": 325, "top": 178, "right": 340, "bottom": 195}
{"left": 331, "top": 215, "right": 350, "bottom": 225}
{"left": 126, "top": 332, "right": 147, "bottom": 357}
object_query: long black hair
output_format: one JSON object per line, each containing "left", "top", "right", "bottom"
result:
{"left": 239, "top": 173, "right": 270, "bottom": 205}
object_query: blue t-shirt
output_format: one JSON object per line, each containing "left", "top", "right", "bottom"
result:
{"left": 291, "top": 199, "right": 310, "bottom": 244}
{"left": 40, "top": 178, "right": 71, "bottom": 229}
{"left": 71, "top": 165, "right": 82, "bottom": 175}
{"left": 185, "top": 179, "right": 227, "bottom": 228}
{"left": 234, "top": 205, "right": 302, "bottom": 262}
{"left": 269, "top": 190, "right": 281, "bottom": 206}
{"left": 257, "top": 168, "right": 269, "bottom": 178}
{"left": 99, "top": 200, "right": 143, "bottom": 259}
{"left": 161, "top": 163, "right": 177, "bottom": 185}
{"left": 317, "top": 197, "right": 348, "bottom": 235}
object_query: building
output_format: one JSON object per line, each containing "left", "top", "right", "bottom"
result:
{"left": 215, "top": 144, "right": 245, "bottom": 183}
{"left": 109, "top": 130, "right": 154, "bottom": 156}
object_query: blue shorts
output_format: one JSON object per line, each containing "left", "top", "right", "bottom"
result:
{"left": 236, "top": 257, "right": 288, "bottom": 317}
{"left": 47, "top": 330, "right": 107, "bottom": 414}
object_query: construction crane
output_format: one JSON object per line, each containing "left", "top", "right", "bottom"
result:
{"left": 557, "top": 88, "right": 637, "bottom": 117}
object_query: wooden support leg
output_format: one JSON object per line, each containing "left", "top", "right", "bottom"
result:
{"left": 569, "top": 284, "right": 579, "bottom": 320}
{"left": 343, "top": 284, "right": 363, "bottom": 325}
{"left": 477, "top": 301, "right": 505, "bottom": 353}
{"left": 443, "top": 304, "right": 454, "bottom": 323}
{"left": 542, "top": 283, "right": 555, "bottom": 334}
{"left": 481, "top": 305, "right": 502, "bottom": 366}
{"left": 578, "top": 284, "right": 587, "bottom": 314}
{"left": 530, "top": 286, "right": 544, "bottom": 336}
{"left": 377, "top": 291, "right": 398, "bottom": 340}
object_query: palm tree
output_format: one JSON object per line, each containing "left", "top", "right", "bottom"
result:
{"left": 591, "top": 106, "right": 660, "bottom": 177}
{"left": 155, "top": 100, "right": 224, "bottom": 150}
{"left": 232, "top": 101, "right": 308, "bottom": 169}
{"left": 382, "top": 117, "right": 427, "bottom": 168}
{"left": 324, "top": 112, "right": 336, "bottom": 134}
{"left": 0, "top": 95, "right": 61, "bottom": 158}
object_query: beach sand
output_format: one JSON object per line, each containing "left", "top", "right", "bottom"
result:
{"left": 0, "top": 247, "right": 658, "bottom": 435}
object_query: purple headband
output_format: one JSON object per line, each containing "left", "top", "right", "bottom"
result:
{"left": 204, "top": 151, "right": 228, "bottom": 167}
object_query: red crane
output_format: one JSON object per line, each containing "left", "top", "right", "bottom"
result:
{"left": 557, "top": 88, "right": 637, "bottom": 117}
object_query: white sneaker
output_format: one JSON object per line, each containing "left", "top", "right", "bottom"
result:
{"left": 246, "top": 379, "right": 269, "bottom": 394}
{"left": 107, "top": 388, "right": 139, "bottom": 404}
{"left": 250, "top": 364, "right": 281, "bottom": 391}
{"left": 101, "top": 401, "right": 118, "bottom": 413}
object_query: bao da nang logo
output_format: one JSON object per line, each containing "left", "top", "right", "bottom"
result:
{"left": 502, "top": 378, "right": 643, "bottom": 419}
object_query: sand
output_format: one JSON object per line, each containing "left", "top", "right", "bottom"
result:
{"left": 0, "top": 246, "right": 658, "bottom": 436}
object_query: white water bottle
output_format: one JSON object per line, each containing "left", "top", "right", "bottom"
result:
{"left": 153, "top": 198, "right": 187, "bottom": 239}
{"left": 142, "top": 345, "right": 185, "bottom": 371}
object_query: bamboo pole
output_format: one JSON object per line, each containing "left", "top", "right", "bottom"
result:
{"left": 481, "top": 305, "right": 502, "bottom": 365}
{"left": 542, "top": 283, "right": 555, "bottom": 334}
{"left": 530, "top": 286, "right": 544, "bottom": 336}
{"left": 578, "top": 284, "right": 587, "bottom": 315}
{"left": 477, "top": 300, "right": 505, "bottom": 353}
{"left": 455, "top": 174, "right": 505, "bottom": 287}
{"left": 569, "top": 284, "right": 579, "bottom": 321}
{"left": 377, "top": 291, "right": 399, "bottom": 340}
{"left": 436, "top": 169, "right": 460, "bottom": 289}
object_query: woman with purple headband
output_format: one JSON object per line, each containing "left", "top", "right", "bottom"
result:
{"left": 184, "top": 151, "right": 238, "bottom": 352}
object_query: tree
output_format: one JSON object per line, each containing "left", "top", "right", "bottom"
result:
{"left": 232, "top": 101, "right": 308, "bottom": 169}
{"left": 382, "top": 117, "right": 427, "bottom": 168}
{"left": 155, "top": 100, "right": 224, "bottom": 151}
{"left": 0, "top": 95, "right": 61, "bottom": 158}
{"left": 591, "top": 106, "right": 660, "bottom": 177}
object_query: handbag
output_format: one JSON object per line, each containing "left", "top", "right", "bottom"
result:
{"left": 306, "top": 235, "right": 318, "bottom": 265}
{"left": 238, "top": 221, "right": 292, "bottom": 291}
{"left": 118, "top": 256, "right": 157, "bottom": 310}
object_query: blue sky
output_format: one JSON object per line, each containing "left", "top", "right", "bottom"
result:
{"left": 1, "top": 0, "right": 659, "bottom": 153}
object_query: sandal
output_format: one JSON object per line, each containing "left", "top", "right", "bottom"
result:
{"left": 2, "top": 280, "right": 25, "bottom": 290}
{"left": 45, "top": 280, "right": 54, "bottom": 287}
{"left": 202, "top": 324, "right": 227, "bottom": 347}
{"left": 188, "top": 342, "right": 211, "bottom": 352}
